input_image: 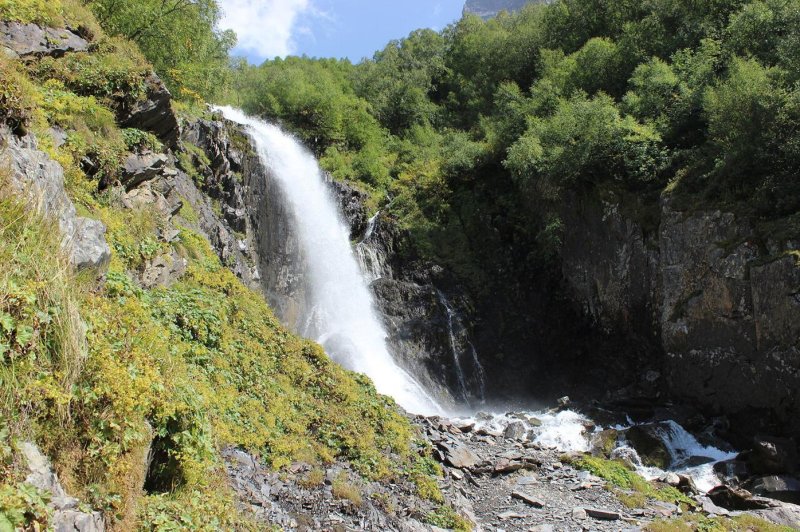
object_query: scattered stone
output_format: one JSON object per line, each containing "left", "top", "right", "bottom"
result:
{"left": 450, "top": 469, "right": 464, "bottom": 481}
{"left": 495, "top": 459, "right": 523, "bottom": 474}
{"left": 498, "top": 511, "right": 526, "bottom": 520}
{"left": 455, "top": 421, "right": 476, "bottom": 433}
{"left": 512, "top": 491, "right": 544, "bottom": 508}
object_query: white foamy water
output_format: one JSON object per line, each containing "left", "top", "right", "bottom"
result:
{"left": 457, "top": 409, "right": 592, "bottom": 453}
{"left": 459, "top": 411, "right": 735, "bottom": 491}
{"left": 617, "top": 420, "right": 738, "bottom": 493}
{"left": 217, "top": 107, "right": 442, "bottom": 416}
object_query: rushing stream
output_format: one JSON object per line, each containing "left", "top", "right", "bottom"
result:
{"left": 217, "top": 106, "right": 442, "bottom": 416}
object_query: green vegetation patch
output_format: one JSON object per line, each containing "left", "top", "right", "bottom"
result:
{"left": 566, "top": 455, "right": 694, "bottom": 509}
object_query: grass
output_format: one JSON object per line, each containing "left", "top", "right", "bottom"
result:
{"left": 331, "top": 472, "right": 363, "bottom": 507}
{"left": 645, "top": 514, "right": 796, "bottom": 532}
{"left": 298, "top": 468, "right": 325, "bottom": 489}
{"left": 565, "top": 455, "right": 695, "bottom": 509}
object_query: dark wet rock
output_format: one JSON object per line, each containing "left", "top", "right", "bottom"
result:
{"left": 0, "top": 21, "right": 89, "bottom": 57}
{"left": 624, "top": 424, "right": 672, "bottom": 469}
{"left": 327, "top": 176, "right": 368, "bottom": 240}
{"left": 559, "top": 192, "right": 800, "bottom": 441}
{"left": 714, "top": 459, "right": 751, "bottom": 486}
{"left": 120, "top": 73, "right": 179, "bottom": 149}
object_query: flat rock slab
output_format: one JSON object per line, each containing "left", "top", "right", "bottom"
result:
{"left": 439, "top": 442, "right": 480, "bottom": 469}
{"left": 584, "top": 507, "right": 622, "bottom": 520}
{"left": 511, "top": 491, "right": 544, "bottom": 508}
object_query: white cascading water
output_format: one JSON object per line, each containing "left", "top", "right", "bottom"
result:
{"left": 217, "top": 107, "right": 442, "bottom": 416}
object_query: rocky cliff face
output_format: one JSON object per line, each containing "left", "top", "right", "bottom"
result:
{"left": 560, "top": 193, "right": 800, "bottom": 440}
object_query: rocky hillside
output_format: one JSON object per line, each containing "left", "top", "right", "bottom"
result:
{"left": 0, "top": 5, "right": 461, "bottom": 531}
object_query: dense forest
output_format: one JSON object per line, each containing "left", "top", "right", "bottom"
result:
{"left": 225, "top": 0, "right": 799, "bottom": 282}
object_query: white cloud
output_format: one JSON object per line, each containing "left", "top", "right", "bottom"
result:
{"left": 219, "top": 0, "right": 315, "bottom": 60}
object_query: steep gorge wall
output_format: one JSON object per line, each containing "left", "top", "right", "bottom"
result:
{"left": 560, "top": 193, "right": 800, "bottom": 438}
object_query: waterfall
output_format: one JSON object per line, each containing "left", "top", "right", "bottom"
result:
{"left": 217, "top": 107, "right": 442, "bottom": 416}
{"left": 436, "top": 289, "right": 486, "bottom": 405}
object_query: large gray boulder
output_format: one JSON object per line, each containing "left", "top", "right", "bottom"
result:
{"left": 1, "top": 128, "right": 111, "bottom": 272}
{"left": 0, "top": 21, "right": 89, "bottom": 57}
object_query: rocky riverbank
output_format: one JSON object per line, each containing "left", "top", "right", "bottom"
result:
{"left": 218, "top": 403, "right": 800, "bottom": 531}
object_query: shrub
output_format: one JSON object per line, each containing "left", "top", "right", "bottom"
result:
{"left": 0, "top": 55, "right": 39, "bottom": 133}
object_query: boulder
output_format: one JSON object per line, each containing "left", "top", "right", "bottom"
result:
{"left": 590, "top": 429, "right": 618, "bottom": 457}
{"left": 69, "top": 218, "right": 111, "bottom": 271}
{"left": 19, "top": 442, "right": 104, "bottom": 532}
{"left": 503, "top": 421, "right": 527, "bottom": 441}
{"left": 438, "top": 442, "right": 480, "bottom": 469}
{"left": 1, "top": 128, "right": 110, "bottom": 273}
{"left": 120, "top": 152, "right": 168, "bottom": 190}
{"left": 0, "top": 21, "right": 89, "bottom": 57}
{"left": 707, "top": 485, "right": 773, "bottom": 511}
{"left": 746, "top": 436, "right": 798, "bottom": 475}
{"left": 120, "top": 74, "right": 180, "bottom": 149}
{"left": 624, "top": 424, "right": 672, "bottom": 469}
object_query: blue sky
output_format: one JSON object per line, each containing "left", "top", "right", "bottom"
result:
{"left": 218, "top": 0, "right": 465, "bottom": 64}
